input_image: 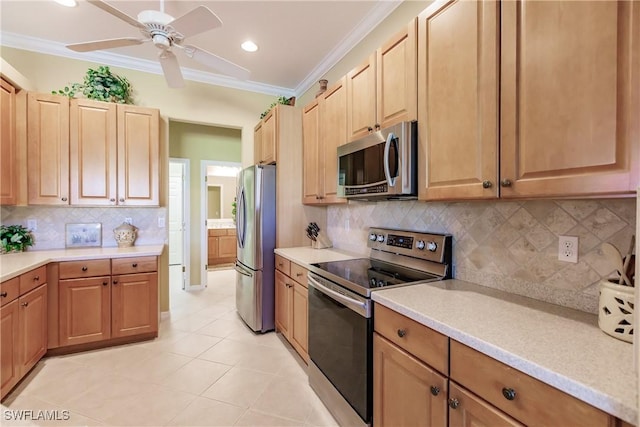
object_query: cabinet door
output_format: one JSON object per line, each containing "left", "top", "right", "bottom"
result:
{"left": 70, "top": 98, "right": 117, "bottom": 205}
{"left": 373, "top": 333, "right": 447, "bottom": 427}
{"left": 302, "top": 100, "right": 321, "bottom": 203}
{"left": 417, "top": 0, "right": 499, "bottom": 201}
{"left": 260, "top": 108, "right": 277, "bottom": 164}
{"left": 501, "top": 1, "right": 640, "bottom": 197}
{"left": 116, "top": 105, "right": 159, "bottom": 206}
{"left": 290, "top": 281, "right": 308, "bottom": 362}
{"left": 18, "top": 284, "right": 47, "bottom": 375}
{"left": 377, "top": 19, "right": 417, "bottom": 130}
{"left": 448, "top": 382, "right": 523, "bottom": 427}
{"left": 208, "top": 235, "right": 219, "bottom": 265}
{"left": 1, "top": 78, "right": 17, "bottom": 205}
{"left": 319, "top": 78, "right": 348, "bottom": 204}
{"left": 274, "top": 270, "right": 290, "bottom": 337}
{"left": 59, "top": 277, "right": 111, "bottom": 346}
{"left": 218, "top": 234, "right": 237, "bottom": 258}
{"left": 27, "top": 93, "right": 70, "bottom": 205}
{"left": 347, "top": 53, "right": 377, "bottom": 141}
{"left": 0, "top": 299, "right": 20, "bottom": 399}
{"left": 111, "top": 272, "right": 158, "bottom": 338}
{"left": 254, "top": 122, "right": 263, "bottom": 165}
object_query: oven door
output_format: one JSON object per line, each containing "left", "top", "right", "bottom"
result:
{"left": 307, "top": 272, "right": 373, "bottom": 425}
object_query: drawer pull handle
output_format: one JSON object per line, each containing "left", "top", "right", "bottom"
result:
{"left": 448, "top": 398, "right": 460, "bottom": 409}
{"left": 0, "top": 292, "right": 7, "bottom": 298}
{"left": 34, "top": 276, "right": 40, "bottom": 281}
{"left": 132, "top": 263, "right": 138, "bottom": 267}
{"left": 502, "top": 387, "right": 516, "bottom": 401}
{"left": 397, "top": 329, "right": 406, "bottom": 338}
{"left": 296, "top": 273, "right": 303, "bottom": 277}
{"left": 21, "top": 302, "right": 28, "bottom": 307}
{"left": 113, "top": 280, "right": 118, "bottom": 285}
{"left": 82, "top": 266, "right": 88, "bottom": 272}
{"left": 103, "top": 282, "right": 108, "bottom": 286}
{"left": 430, "top": 386, "right": 440, "bottom": 396}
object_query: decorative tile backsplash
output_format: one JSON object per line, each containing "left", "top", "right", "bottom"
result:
{"left": 1, "top": 206, "right": 168, "bottom": 249}
{"left": 327, "top": 198, "right": 636, "bottom": 314}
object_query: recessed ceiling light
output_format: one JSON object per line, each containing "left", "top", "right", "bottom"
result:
{"left": 241, "top": 41, "right": 258, "bottom": 52}
{"left": 54, "top": 0, "right": 78, "bottom": 6}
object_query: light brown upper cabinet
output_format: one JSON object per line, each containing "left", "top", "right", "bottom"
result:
{"left": 347, "top": 19, "right": 417, "bottom": 142}
{"left": 255, "top": 107, "right": 276, "bottom": 165}
{"left": 417, "top": 0, "right": 499, "bottom": 200}
{"left": 303, "top": 77, "right": 349, "bottom": 205}
{"left": 253, "top": 121, "right": 263, "bottom": 165}
{"left": 418, "top": 0, "right": 639, "bottom": 201}
{"left": 500, "top": 0, "right": 639, "bottom": 198}
{"left": 1, "top": 79, "right": 18, "bottom": 205}
{"left": 254, "top": 104, "right": 300, "bottom": 166}
{"left": 27, "top": 93, "right": 70, "bottom": 205}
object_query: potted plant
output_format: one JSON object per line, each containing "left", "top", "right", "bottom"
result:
{"left": 231, "top": 198, "right": 237, "bottom": 223}
{"left": 53, "top": 65, "right": 133, "bottom": 104}
{"left": 260, "top": 96, "right": 296, "bottom": 119}
{"left": 0, "top": 225, "right": 34, "bottom": 254}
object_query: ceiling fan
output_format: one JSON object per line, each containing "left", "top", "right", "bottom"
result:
{"left": 66, "top": 0, "right": 250, "bottom": 88}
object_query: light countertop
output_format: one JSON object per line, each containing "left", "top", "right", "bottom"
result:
{"left": 372, "top": 280, "right": 637, "bottom": 424}
{"left": 0, "top": 245, "right": 164, "bottom": 282}
{"left": 275, "top": 247, "right": 637, "bottom": 424}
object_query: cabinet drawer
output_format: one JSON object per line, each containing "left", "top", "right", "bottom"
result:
{"left": 290, "top": 262, "right": 308, "bottom": 288}
{"left": 59, "top": 259, "right": 111, "bottom": 279}
{"left": 112, "top": 256, "right": 157, "bottom": 275}
{"left": 19, "top": 266, "right": 47, "bottom": 295}
{"left": 226, "top": 228, "right": 236, "bottom": 236}
{"left": 374, "top": 304, "right": 448, "bottom": 375}
{"left": 450, "top": 340, "right": 612, "bottom": 427}
{"left": 0, "top": 277, "right": 20, "bottom": 306}
{"left": 208, "top": 229, "right": 227, "bottom": 237}
{"left": 275, "top": 254, "right": 291, "bottom": 276}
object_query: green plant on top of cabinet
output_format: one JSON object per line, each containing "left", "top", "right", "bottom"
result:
{"left": 346, "top": 18, "right": 417, "bottom": 142}
{"left": 417, "top": 0, "right": 639, "bottom": 201}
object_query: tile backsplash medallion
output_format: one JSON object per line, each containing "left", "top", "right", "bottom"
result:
{"left": 1, "top": 206, "right": 168, "bottom": 249}
{"left": 327, "top": 198, "right": 636, "bottom": 314}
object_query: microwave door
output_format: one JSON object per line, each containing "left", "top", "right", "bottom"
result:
{"left": 383, "top": 132, "right": 399, "bottom": 187}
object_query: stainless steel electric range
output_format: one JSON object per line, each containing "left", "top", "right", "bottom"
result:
{"left": 306, "top": 228, "right": 452, "bottom": 427}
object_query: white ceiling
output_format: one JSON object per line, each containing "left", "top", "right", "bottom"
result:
{"left": 0, "top": 0, "right": 402, "bottom": 96}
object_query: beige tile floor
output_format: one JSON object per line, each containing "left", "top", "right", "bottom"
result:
{"left": 2, "top": 269, "right": 339, "bottom": 427}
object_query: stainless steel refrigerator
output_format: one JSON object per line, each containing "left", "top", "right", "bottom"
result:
{"left": 234, "top": 164, "right": 276, "bottom": 333}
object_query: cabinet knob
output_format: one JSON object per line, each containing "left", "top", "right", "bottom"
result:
{"left": 430, "top": 386, "right": 440, "bottom": 396}
{"left": 397, "top": 329, "right": 406, "bottom": 338}
{"left": 103, "top": 282, "right": 108, "bottom": 286}
{"left": 33, "top": 276, "right": 40, "bottom": 281}
{"left": 500, "top": 179, "right": 512, "bottom": 187}
{"left": 113, "top": 280, "right": 118, "bottom": 285}
{"left": 132, "top": 263, "right": 138, "bottom": 267}
{"left": 502, "top": 387, "right": 516, "bottom": 401}
{"left": 61, "top": 197, "right": 68, "bottom": 202}
{"left": 21, "top": 302, "right": 28, "bottom": 307}
{"left": 110, "top": 198, "right": 116, "bottom": 202}
{"left": 0, "top": 292, "right": 7, "bottom": 298}
{"left": 482, "top": 180, "right": 493, "bottom": 189}
{"left": 119, "top": 198, "right": 125, "bottom": 203}
{"left": 448, "top": 398, "right": 460, "bottom": 409}
{"left": 82, "top": 266, "right": 88, "bottom": 272}
{"left": 374, "top": 123, "right": 380, "bottom": 130}
{"left": 367, "top": 126, "right": 373, "bottom": 132}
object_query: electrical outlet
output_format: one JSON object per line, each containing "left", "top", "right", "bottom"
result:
{"left": 558, "top": 235, "right": 579, "bottom": 263}
{"left": 158, "top": 217, "right": 165, "bottom": 228}
{"left": 27, "top": 219, "right": 37, "bottom": 231}
{"left": 124, "top": 217, "right": 133, "bottom": 225}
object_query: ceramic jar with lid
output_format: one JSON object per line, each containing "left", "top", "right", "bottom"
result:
{"left": 113, "top": 222, "right": 137, "bottom": 248}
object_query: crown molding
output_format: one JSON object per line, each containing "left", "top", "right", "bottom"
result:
{"left": 294, "top": 0, "right": 402, "bottom": 96}
{"left": 0, "top": 32, "right": 295, "bottom": 97}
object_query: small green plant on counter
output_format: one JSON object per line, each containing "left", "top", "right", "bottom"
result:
{"left": 0, "top": 225, "right": 34, "bottom": 254}
{"left": 52, "top": 65, "right": 133, "bottom": 104}
{"left": 260, "top": 96, "right": 296, "bottom": 119}
{"left": 231, "top": 198, "right": 237, "bottom": 223}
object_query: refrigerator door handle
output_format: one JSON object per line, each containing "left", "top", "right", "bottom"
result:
{"left": 235, "top": 261, "right": 253, "bottom": 277}
{"left": 237, "top": 186, "right": 247, "bottom": 249}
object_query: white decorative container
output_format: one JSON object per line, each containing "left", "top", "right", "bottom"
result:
{"left": 598, "top": 279, "right": 634, "bottom": 343}
{"left": 113, "top": 222, "right": 137, "bottom": 248}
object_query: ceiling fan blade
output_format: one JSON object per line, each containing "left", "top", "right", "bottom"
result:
{"left": 183, "top": 45, "right": 250, "bottom": 80}
{"left": 86, "top": 0, "right": 146, "bottom": 29}
{"left": 169, "top": 6, "right": 222, "bottom": 39}
{"left": 159, "top": 51, "right": 185, "bottom": 88}
{"left": 67, "top": 37, "right": 146, "bottom": 52}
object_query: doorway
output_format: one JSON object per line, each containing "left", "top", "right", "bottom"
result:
{"left": 169, "top": 159, "right": 189, "bottom": 291}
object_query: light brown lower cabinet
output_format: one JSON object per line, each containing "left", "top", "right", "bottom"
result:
{"left": 448, "top": 381, "right": 523, "bottom": 427}
{"left": 0, "top": 270, "right": 48, "bottom": 400}
{"left": 59, "top": 276, "right": 111, "bottom": 346}
{"left": 208, "top": 229, "right": 237, "bottom": 266}
{"left": 274, "top": 255, "right": 308, "bottom": 362}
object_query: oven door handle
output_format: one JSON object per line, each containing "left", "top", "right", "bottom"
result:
{"left": 308, "top": 274, "right": 371, "bottom": 318}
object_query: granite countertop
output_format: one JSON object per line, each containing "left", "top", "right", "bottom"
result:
{"left": 274, "top": 246, "right": 363, "bottom": 268}
{"left": 0, "top": 245, "right": 164, "bottom": 282}
{"left": 372, "top": 280, "right": 637, "bottom": 424}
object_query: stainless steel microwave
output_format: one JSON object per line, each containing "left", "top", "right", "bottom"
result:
{"left": 337, "top": 121, "right": 417, "bottom": 200}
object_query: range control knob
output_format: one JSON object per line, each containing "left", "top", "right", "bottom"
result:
{"left": 376, "top": 234, "right": 385, "bottom": 243}
{"left": 369, "top": 233, "right": 377, "bottom": 241}
{"left": 426, "top": 241, "right": 438, "bottom": 252}
{"left": 370, "top": 278, "right": 377, "bottom": 286}
{"left": 378, "top": 280, "right": 385, "bottom": 287}
{"left": 416, "top": 240, "right": 426, "bottom": 250}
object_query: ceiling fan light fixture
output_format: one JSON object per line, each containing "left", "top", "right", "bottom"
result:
{"left": 53, "top": 0, "right": 77, "bottom": 7}
{"left": 241, "top": 41, "right": 258, "bottom": 52}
